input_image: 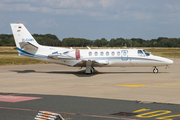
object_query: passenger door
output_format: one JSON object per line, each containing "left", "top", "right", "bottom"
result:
{"left": 121, "top": 50, "right": 128, "bottom": 60}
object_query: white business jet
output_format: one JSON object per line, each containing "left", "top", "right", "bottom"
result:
{"left": 10, "top": 23, "right": 173, "bottom": 74}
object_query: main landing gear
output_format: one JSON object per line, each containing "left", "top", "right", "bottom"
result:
{"left": 86, "top": 65, "right": 94, "bottom": 74}
{"left": 153, "top": 67, "right": 159, "bottom": 73}
{"left": 85, "top": 60, "right": 94, "bottom": 74}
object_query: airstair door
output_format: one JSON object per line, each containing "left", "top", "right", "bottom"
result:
{"left": 121, "top": 50, "right": 128, "bottom": 60}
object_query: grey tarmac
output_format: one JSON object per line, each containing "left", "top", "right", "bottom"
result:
{"left": 0, "top": 58, "right": 180, "bottom": 120}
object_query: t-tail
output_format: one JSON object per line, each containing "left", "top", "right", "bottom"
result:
{"left": 10, "top": 23, "right": 41, "bottom": 56}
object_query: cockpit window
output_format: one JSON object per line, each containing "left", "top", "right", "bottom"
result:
{"left": 143, "top": 50, "right": 150, "bottom": 56}
{"left": 138, "top": 50, "right": 144, "bottom": 55}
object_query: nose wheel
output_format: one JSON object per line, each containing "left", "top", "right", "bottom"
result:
{"left": 153, "top": 67, "right": 158, "bottom": 73}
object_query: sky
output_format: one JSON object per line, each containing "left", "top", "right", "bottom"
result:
{"left": 1, "top": 0, "right": 180, "bottom": 41}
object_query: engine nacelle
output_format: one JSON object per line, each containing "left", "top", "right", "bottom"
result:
{"left": 75, "top": 49, "right": 80, "bottom": 60}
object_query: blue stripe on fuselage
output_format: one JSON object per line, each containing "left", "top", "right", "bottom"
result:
{"left": 17, "top": 47, "right": 47, "bottom": 59}
{"left": 81, "top": 57, "right": 163, "bottom": 62}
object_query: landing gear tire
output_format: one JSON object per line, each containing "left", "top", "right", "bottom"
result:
{"left": 85, "top": 66, "right": 94, "bottom": 74}
{"left": 153, "top": 67, "right": 158, "bottom": 73}
{"left": 86, "top": 69, "right": 93, "bottom": 75}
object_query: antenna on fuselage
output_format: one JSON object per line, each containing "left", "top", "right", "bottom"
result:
{"left": 87, "top": 46, "right": 91, "bottom": 49}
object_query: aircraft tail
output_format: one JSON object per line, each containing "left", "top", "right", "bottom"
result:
{"left": 10, "top": 23, "right": 40, "bottom": 55}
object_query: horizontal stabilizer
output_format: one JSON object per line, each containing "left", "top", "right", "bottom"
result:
{"left": 19, "top": 41, "right": 38, "bottom": 50}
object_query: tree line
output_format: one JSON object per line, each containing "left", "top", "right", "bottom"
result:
{"left": 1, "top": 34, "right": 180, "bottom": 47}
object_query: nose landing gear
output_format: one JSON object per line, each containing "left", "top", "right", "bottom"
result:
{"left": 153, "top": 67, "right": 159, "bottom": 73}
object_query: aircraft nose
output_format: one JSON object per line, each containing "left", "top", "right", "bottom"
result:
{"left": 166, "top": 59, "right": 173, "bottom": 65}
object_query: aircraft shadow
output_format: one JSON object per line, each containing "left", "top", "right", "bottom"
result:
{"left": 11, "top": 69, "right": 168, "bottom": 77}
{"left": 11, "top": 70, "right": 98, "bottom": 77}
{"left": 11, "top": 70, "right": 36, "bottom": 73}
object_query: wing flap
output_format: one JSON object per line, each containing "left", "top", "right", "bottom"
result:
{"left": 72, "top": 59, "right": 109, "bottom": 67}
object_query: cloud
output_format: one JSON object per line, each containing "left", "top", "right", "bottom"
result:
{"left": 2, "top": 0, "right": 180, "bottom": 40}
{"left": 1, "top": 0, "right": 180, "bottom": 22}
{"left": 0, "top": 2, "right": 38, "bottom": 12}
{"left": 99, "top": 0, "right": 117, "bottom": 8}
{"left": 2, "top": 0, "right": 29, "bottom": 3}
{"left": 132, "top": 12, "right": 153, "bottom": 20}
{"left": 40, "top": 0, "right": 96, "bottom": 9}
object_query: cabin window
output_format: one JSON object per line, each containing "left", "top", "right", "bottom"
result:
{"left": 106, "top": 52, "right": 109, "bottom": 56}
{"left": 117, "top": 51, "right": 120, "bottom": 56}
{"left": 100, "top": 52, "right": 104, "bottom": 56}
{"left": 89, "top": 52, "right": 92, "bottom": 56}
{"left": 138, "top": 50, "right": 144, "bottom": 56}
{"left": 95, "top": 52, "right": 98, "bottom": 56}
{"left": 111, "top": 51, "right": 115, "bottom": 56}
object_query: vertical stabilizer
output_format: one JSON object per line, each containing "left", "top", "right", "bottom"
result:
{"left": 10, "top": 23, "right": 40, "bottom": 49}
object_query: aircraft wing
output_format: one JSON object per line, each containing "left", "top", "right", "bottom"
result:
{"left": 72, "top": 59, "right": 109, "bottom": 67}
{"left": 94, "top": 60, "right": 109, "bottom": 65}
{"left": 47, "top": 54, "right": 75, "bottom": 60}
